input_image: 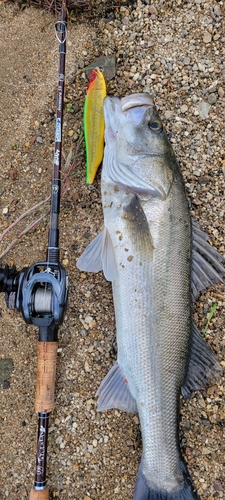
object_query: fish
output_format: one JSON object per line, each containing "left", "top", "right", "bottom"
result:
{"left": 84, "top": 68, "right": 106, "bottom": 184}
{"left": 77, "top": 93, "right": 225, "bottom": 499}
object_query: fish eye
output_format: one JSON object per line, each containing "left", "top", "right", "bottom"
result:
{"left": 148, "top": 121, "right": 163, "bottom": 133}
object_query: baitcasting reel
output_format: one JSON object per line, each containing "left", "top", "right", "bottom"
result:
{"left": 0, "top": 262, "right": 69, "bottom": 336}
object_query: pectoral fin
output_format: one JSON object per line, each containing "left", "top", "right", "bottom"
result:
{"left": 77, "top": 230, "right": 104, "bottom": 273}
{"left": 96, "top": 361, "right": 138, "bottom": 413}
{"left": 76, "top": 227, "right": 117, "bottom": 282}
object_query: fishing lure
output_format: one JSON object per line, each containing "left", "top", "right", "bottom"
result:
{"left": 84, "top": 69, "right": 106, "bottom": 184}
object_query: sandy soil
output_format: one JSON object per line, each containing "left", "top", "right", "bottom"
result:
{"left": 0, "top": 2, "right": 224, "bottom": 500}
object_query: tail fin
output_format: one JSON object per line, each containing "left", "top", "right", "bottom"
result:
{"left": 133, "top": 461, "right": 199, "bottom": 500}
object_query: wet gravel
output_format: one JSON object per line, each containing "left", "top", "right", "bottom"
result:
{"left": 0, "top": 1, "right": 224, "bottom": 499}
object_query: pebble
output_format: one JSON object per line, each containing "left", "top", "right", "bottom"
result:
{"left": 2, "top": 381, "right": 10, "bottom": 389}
{"left": 214, "top": 480, "right": 223, "bottom": 492}
{"left": 203, "top": 32, "right": 212, "bottom": 43}
{"left": 218, "top": 87, "right": 224, "bottom": 98}
{"left": 183, "top": 57, "right": 190, "bottom": 65}
{"left": 36, "top": 136, "right": 43, "bottom": 143}
{"left": 196, "top": 101, "right": 211, "bottom": 119}
{"left": 208, "top": 93, "right": 217, "bottom": 104}
{"left": 180, "top": 105, "right": 188, "bottom": 114}
{"left": 164, "top": 110, "right": 174, "bottom": 119}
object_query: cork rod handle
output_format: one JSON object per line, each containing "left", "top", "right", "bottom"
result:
{"left": 29, "top": 486, "right": 49, "bottom": 500}
{"left": 35, "top": 341, "right": 58, "bottom": 413}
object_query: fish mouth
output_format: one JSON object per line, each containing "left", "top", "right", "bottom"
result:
{"left": 121, "top": 93, "right": 154, "bottom": 112}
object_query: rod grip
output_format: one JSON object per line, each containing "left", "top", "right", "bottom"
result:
{"left": 29, "top": 487, "right": 49, "bottom": 500}
{"left": 35, "top": 341, "right": 58, "bottom": 413}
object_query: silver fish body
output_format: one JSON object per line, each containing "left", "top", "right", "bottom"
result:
{"left": 77, "top": 93, "right": 224, "bottom": 500}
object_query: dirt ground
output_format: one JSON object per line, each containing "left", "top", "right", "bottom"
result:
{"left": 0, "top": 1, "right": 224, "bottom": 500}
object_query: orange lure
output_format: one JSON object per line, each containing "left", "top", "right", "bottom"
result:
{"left": 84, "top": 69, "right": 106, "bottom": 184}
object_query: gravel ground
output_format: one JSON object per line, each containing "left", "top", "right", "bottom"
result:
{"left": 0, "top": 1, "right": 224, "bottom": 499}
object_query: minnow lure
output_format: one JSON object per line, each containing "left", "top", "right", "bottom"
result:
{"left": 84, "top": 69, "right": 106, "bottom": 184}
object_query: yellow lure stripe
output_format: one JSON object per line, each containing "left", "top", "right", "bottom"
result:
{"left": 84, "top": 69, "right": 106, "bottom": 184}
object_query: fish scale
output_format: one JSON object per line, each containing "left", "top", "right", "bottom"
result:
{"left": 105, "top": 175, "right": 191, "bottom": 493}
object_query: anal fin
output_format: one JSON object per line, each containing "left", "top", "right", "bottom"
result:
{"left": 182, "top": 323, "right": 222, "bottom": 398}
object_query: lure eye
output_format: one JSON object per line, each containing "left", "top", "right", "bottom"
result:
{"left": 89, "top": 72, "right": 97, "bottom": 84}
{"left": 148, "top": 121, "right": 163, "bottom": 133}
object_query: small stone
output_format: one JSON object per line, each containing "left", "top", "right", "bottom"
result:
{"left": 36, "top": 136, "right": 43, "bottom": 144}
{"left": 84, "top": 360, "right": 90, "bottom": 372}
{"left": 208, "top": 93, "right": 217, "bottom": 104}
{"left": 86, "top": 55, "right": 116, "bottom": 81}
{"left": 164, "top": 35, "right": 173, "bottom": 44}
{"left": 77, "top": 59, "right": 84, "bottom": 69}
{"left": 198, "top": 62, "right": 205, "bottom": 72}
{"left": 133, "top": 73, "right": 140, "bottom": 82}
{"left": 214, "top": 5, "right": 222, "bottom": 16}
{"left": 2, "top": 207, "right": 8, "bottom": 214}
{"left": 93, "top": 439, "right": 97, "bottom": 447}
{"left": 183, "top": 57, "right": 190, "bottom": 65}
{"left": 214, "top": 480, "right": 223, "bottom": 492}
{"left": 149, "top": 5, "right": 157, "bottom": 15}
{"left": 8, "top": 168, "right": 18, "bottom": 181}
{"left": 68, "top": 130, "right": 74, "bottom": 137}
{"left": 62, "top": 258, "right": 69, "bottom": 266}
{"left": 197, "top": 101, "right": 211, "bottom": 119}
{"left": 164, "top": 110, "right": 174, "bottom": 119}
{"left": 180, "top": 105, "right": 188, "bottom": 113}
{"left": 85, "top": 315, "right": 93, "bottom": 324}
{"left": 2, "top": 381, "right": 10, "bottom": 389}
{"left": 218, "top": 87, "right": 224, "bottom": 98}
{"left": 0, "top": 358, "right": 14, "bottom": 384}
{"left": 203, "top": 32, "right": 212, "bottom": 44}
{"left": 122, "top": 16, "right": 129, "bottom": 26}
{"left": 126, "top": 440, "right": 134, "bottom": 446}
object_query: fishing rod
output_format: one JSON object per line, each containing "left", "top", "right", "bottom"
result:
{"left": 0, "top": 3, "right": 69, "bottom": 499}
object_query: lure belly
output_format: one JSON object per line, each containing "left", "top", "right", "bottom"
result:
{"left": 84, "top": 69, "right": 106, "bottom": 184}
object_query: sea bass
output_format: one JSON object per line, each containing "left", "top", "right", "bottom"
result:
{"left": 77, "top": 93, "right": 224, "bottom": 499}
